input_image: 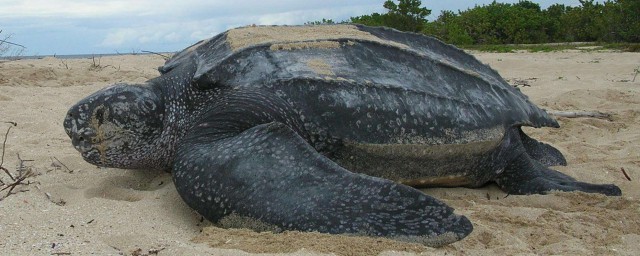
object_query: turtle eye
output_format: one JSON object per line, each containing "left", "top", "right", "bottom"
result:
{"left": 95, "top": 108, "right": 105, "bottom": 125}
{"left": 139, "top": 99, "right": 156, "bottom": 113}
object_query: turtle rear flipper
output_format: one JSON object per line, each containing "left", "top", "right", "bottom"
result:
{"left": 518, "top": 128, "right": 567, "bottom": 167}
{"left": 495, "top": 131, "right": 621, "bottom": 196}
{"left": 173, "top": 122, "right": 472, "bottom": 247}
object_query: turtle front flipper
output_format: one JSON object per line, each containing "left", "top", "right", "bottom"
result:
{"left": 173, "top": 122, "right": 472, "bottom": 247}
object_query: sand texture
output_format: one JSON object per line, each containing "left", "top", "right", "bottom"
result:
{"left": 0, "top": 51, "right": 638, "bottom": 255}
{"left": 226, "top": 25, "right": 407, "bottom": 51}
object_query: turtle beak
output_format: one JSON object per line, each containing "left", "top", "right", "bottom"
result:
{"left": 64, "top": 108, "right": 105, "bottom": 166}
{"left": 64, "top": 107, "right": 93, "bottom": 154}
{"left": 63, "top": 109, "right": 76, "bottom": 138}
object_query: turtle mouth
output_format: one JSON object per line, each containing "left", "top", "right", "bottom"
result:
{"left": 67, "top": 128, "right": 113, "bottom": 166}
{"left": 64, "top": 113, "right": 118, "bottom": 163}
{"left": 69, "top": 129, "right": 107, "bottom": 152}
{"left": 79, "top": 148, "right": 105, "bottom": 166}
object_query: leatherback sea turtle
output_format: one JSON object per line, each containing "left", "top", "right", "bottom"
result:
{"left": 63, "top": 25, "right": 621, "bottom": 246}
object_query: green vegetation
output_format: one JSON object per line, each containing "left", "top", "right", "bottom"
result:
{"left": 424, "top": 0, "right": 639, "bottom": 45}
{"left": 310, "top": 0, "right": 639, "bottom": 50}
{"left": 305, "top": 19, "right": 337, "bottom": 25}
{"left": 350, "top": 0, "right": 431, "bottom": 32}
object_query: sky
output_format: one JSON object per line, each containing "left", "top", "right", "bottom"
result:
{"left": 1, "top": 0, "right": 595, "bottom": 56}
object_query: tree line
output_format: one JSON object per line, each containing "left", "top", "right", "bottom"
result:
{"left": 311, "top": 0, "right": 639, "bottom": 45}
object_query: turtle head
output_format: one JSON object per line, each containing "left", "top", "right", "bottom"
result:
{"left": 64, "top": 83, "right": 165, "bottom": 169}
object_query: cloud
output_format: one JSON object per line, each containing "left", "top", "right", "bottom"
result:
{"left": 100, "top": 28, "right": 137, "bottom": 47}
{"left": 0, "top": 0, "right": 138, "bottom": 18}
{"left": 256, "top": 4, "right": 379, "bottom": 25}
{"left": 1, "top": 1, "right": 386, "bottom": 54}
{"left": 94, "top": 1, "right": 381, "bottom": 51}
{"left": 1, "top": 0, "right": 379, "bottom": 19}
{"left": 96, "top": 18, "right": 223, "bottom": 50}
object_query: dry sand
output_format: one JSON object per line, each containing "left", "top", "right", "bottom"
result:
{"left": 0, "top": 50, "right": 638, "bottom": 255}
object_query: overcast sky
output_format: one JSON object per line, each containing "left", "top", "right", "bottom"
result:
{"left": 2, "top": 0, "right": 594, "bottom": 56}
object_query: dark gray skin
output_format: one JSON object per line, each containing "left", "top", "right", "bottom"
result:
{"left": 63, "top": 25, "right": 621, "bottom": 247}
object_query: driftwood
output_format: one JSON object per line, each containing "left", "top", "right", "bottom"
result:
{"left": 548, "top": 110, "right": 612, "bottom": 120}
{"left": 1, "top": 121, "right": 17, "bottom": 172}
{"left": 141, "top": 50, "right": 171, "bottom": 60}
{"left": 0, "top": 121, "right": 37, "bottom": 200}
{"left": 0, "top": 30, "right": 26, "bottom": 49}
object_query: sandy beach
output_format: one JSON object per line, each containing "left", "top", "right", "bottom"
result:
{"left": 0, "top": 50, "right": 638, "bottom": 255}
